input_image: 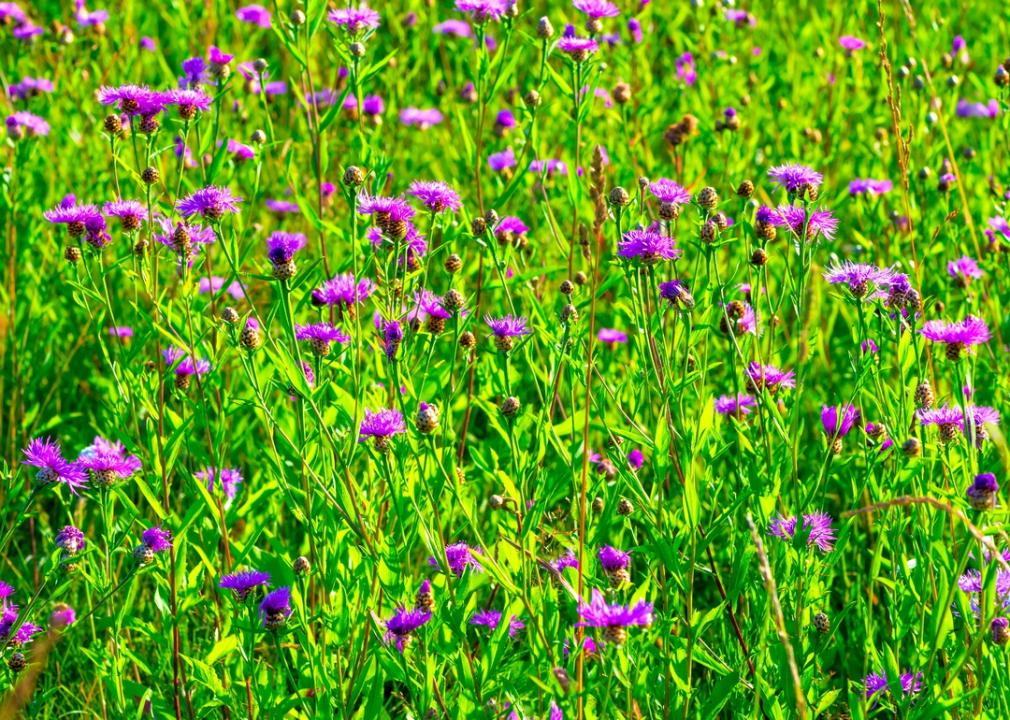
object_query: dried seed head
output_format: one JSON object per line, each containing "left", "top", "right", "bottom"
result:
{"left": 443, "top": 288, "right": 464, "bottom": 312}
{"left": 7, "top": 652, "right": 26, "bottom": 673}
{"left": 343, "top": 165, "right": 365, "bottom": 187}
{"left": 560, "top": 279, "right": 575, "bottom": 295}
{"left": 751, "top": 248, "right": 768, "bottom": 266}
{"left": 914, "top": 381, "right": 935, "bottom": 409}
{"left": 574, "top": 271, "right": 588, "bottom": 286}
{"left": 592, "top": 496, "right": 604, "bottom": 513}
{"left": 103, "top": 114, "right": 123, "bottom": 135}
{"left": 560, "top": 304, "right": 578, "bottom": 324}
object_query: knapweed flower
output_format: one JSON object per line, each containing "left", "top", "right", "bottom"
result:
{"left": 772, "top": 203, "right": 838, "bottom": 242}
{"left": 311, "top": 274, "right": 374, "bottom": 313}
{"left": 839, "top": 35, "right": 866, "bottom": 52}
{"left": 676, "top": 52, "right": 697, "bottom": 85}
{"left": 455, "top": 0, "right": 510, "bottom": 23}
{"left": 715, "top": 394, "right": 757, "bottom": 418}
{"left": 986, "top": 217, "right": 1010, "bottom": 250}
{"left": 165, "top": 89, "right": 212, "bottom": 119}
{"left": 574, "top": 0, "right": 619, "bottom": 19}
{"left": 864, "top": 670, "right": 922, "bottom": 702}
{"left": 55, "top": 526, "right": 85, "bottom": 555}
{"left": 142, "top": 527, "right": 172, "bottom": 553}
{"left": 746, "top": 363, "right": 795, "bottom": 394}
{"left": 266, "top": 231, "right": 307, "bottom": 280}
{"left": 494, "top": 216, "right": 529, "bottom": 244}
{"left": 103, "top": 199, "right": 147, "bottom": 232}
{"left": 96, "top": 85, "right": 164, "bottom": 116}
{"left": 489, "top": 147, "right": 517, "bottom": 172}
{"left": 918, "top": 405, "right": 964, "bottom": 444}
{"left": 768, "top": 163, "right": 823, "bottom": 193}
{"left": 236, "top": 4, "right": 271, "bottom": 27}
{"left": 947, "top": 256, "right": 983, "bottom": 286}
{"left": 558, "top": 36, "right": 598, "bottom": 62}
{"left": 921, "top": 316, "right": 990, "bottom": 360}
{"left": 725, "top": 8, "right": 756, "bottom": 26}
{"left": 823, "top": 261, "right": 894, "bottom": 299}
{"left": 964, "top": 406, "right": 1000, "bottom": 446}
{"left": 528, "top": 159, "right": 568, "bottom": 177}
{"left": 433, "top": 19, "right": 472, "bottom": 37}
{"left": 551, "top": 550, "right": 580, "bottom": 573}
{"left": 848, "top": 178, "right": 893, "bottom": 196}
{"left": 163, "top": 347, "right": 211, "bottom": 390}
{"left": 627, "top": 449, "right": 644, "bottom": 470}
{"left": 821, "top": 404, "right": 860, "bottom": 440}
{"left": 9, "top": 76, "right": 53, "bottom": 100}
{"left": 259, "top": 587, "right": 292, "bottom": 629}
{"left": 470, "top": 609, "right": 525, "bottom": 637}
{"left": 968, "top": 473, "right": 999, "bottom": 511}
{"left": 956, "top": 99, "right": 999, "bottom": 119}
{"left": 77, "top": 438, "right": 141, "bottom": 487}
{"left": 327, "top": 3, "right": 380, "bottom": 35}
{"left": 197, "top": 467, "right": 242, "bottom": 501}
{"left": 359, "top": 408, "right": 406, "bottom": 451}
{"left": 485, "top": 314, "right": 530, "bottom": 352}
{"left": 44, "top": 200, "right": 103, "bottom": 239}
{"left": 576, "top": 589, "right": 653, "bottom": 645}
{"left": 5, "top": 111, "right": 48, "bottom": 138}
{"left": 409, "top": 181, "right": 462, "bottom": 213}
{"left": 431, "top": 542, "right": 484, "bottom": 576}
{"left": 384, "top": 606, "right": 431, "bottom": 651}
{"left": 399, "top": 107, "right": 444, "bottom": 129}
{"left": 220, "top": 570, "right": 271, "bottom": 601}
{"left": 296, "top": 323, "right": 350, "bottom": 356}
{"left": 177, "top": 186, "right": 243, "bottom": 221}
{"left": 721, "top": 301, "right": 758, "bottom": 336}
{"left": 659, "top": 279, "right": 694, "bottom": 309}
{"left": 358, "top": 194, "right": 416, "bottom": 239}
{"left": 598, "top": 546, "right": 631, "bottom": 586}
{"left": 22, "top": 438, "right": 86, "bottom": 493}
{"left": 618, "top": 228, "right": 681, "bottom": 265}
{"left": 49, "top": 604, "right": 76, "bottom": 629}
{"left": 769, "top": 513, "right": 836, "bottom": 553}
{"left": 11, "top": 622, "right": 41, "bottom": 646}
{"left": 648, "top": 178, "right": 691, "bottom": 207}
{"left": 597, "top": 329, "right": 628, "bottom": 346}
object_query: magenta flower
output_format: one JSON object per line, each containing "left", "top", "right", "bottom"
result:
{"left": 219, "top": 570, "right": 271, "bottom": 601}
{"left": 956, "top": 99, "right": 999, "bottom": 119}
{"left": 470, "top": 609, "right": 525, "bottom": 637}
{"left": 598, "top": 546, "right": 630, "bottom": 573}
{"left": 295, "top": 323, "right": 350, "bottom": 354}
{"left": 196, "top": 467, "right": 242, "bottom": 501}
{"left": 266, "top": 231, "right": 307, "bottom": 264}
{"left": 399, "top": 108, "right": 444, "bottom": 128}
{"left": 676, "top": 52, "right": 697, "bottom": 85}
{"left": 489, "top": 147, "right": 517, "bottom": 172}
{"left": 921, "top": 316, "right": 990, "bottom": 359}
{"left": 311, "top": 273, "right": 374, "bottom": 309}
{"left": 165, "top": 88, "right": 212, "bottom": 116}
{"left": 409, "top": 180, "right": 462, "bottom": 213}
{"left": 715, "top": 394, "right": 757, "bottom": 417}
{"left": 96, "top": 85, "right": 165, "bottom": 116}
{"left": 947, "top": 256, "right": 983, "bottom": 284}
{"left": 5, "top": 111, "right": 48, "bottom": 137}
{"left": 576, "top": 589, "right": 653, "bottom": 643}
{"left": 848, "top": 178, "right": 893, "bottom": 196}
{"left": 618, "top": 228, "right": 681, "bottom": 264}
{"left": 648, "top": 178, "right": 691, "bottom": 205}
{"left": 384, "top": 606, "right": 431, "bottom": 651}
{"left": 772, "top": 203, "right": 838, "bottom": 241}
{"left": 746, "top": 362, "right": 795, "bottom": 393}
{"left": 236, "top": 4, "right": 271, "bottom": 27}
{"left": 77, "top": 437, "right": 141, "bottom": 485}
{"left": 485, "top": 314, "right": 530, "bottom": 338}
{"left": 55, "top": 526, "right": 86, "bottom": 554}
{"left": 864, "top": 670, "right": 922, "bottom": 702}
{"left": 558, "top": 36, "right": 599, "bottom": 60}
{"left": 22, "top": 438, "right": 87, "bottom": 493}
{"left": 767, "top": 163, "right": 823, "bottom": 193}
{"left": 430, "top": 542, "right": 484, "bottom": 576}
{"left": 327, "top": 3, "right": 380, "bottom": 34}
{"left": 455, "top": 0, "right": 511, "bottom": 23}
{"left": 839, "top": 35, "right": 865, "bottom": 51}
{"left": 573, "top": 0, "right": 619, "bottom": 18}
{"left": 177, "top": 186, "right": 243, "bottom": 220}
{"left": 359, "top": 408, "right": 407, "bottom": 442}
{"left": 142, "top": 526, "right": 172, "bottom": 553}
{"left": 103, "top": 199, "right": 147, "bottom": 230}
{"left": 259, "top": 587, "right": 292, "bottom": 629}
{"left": 821, "top": 404, "right": 860, "bottom": 437}
{"left": 769, "top": 513, "right": 836, "bottom": 552}
{"left": 597, "top": 328, "right": 628, "bottom": 344}
{"left": 823, "top": 261, "right": 894, "bottom": 299}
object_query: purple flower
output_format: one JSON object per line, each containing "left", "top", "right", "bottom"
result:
{"left": 551, "top": 550, "right": 580, "bottom": 572}
{"left": 236, "top": 4, "right": 271, "bottom": 27}
{"left": 648, "top": 178, "right": 691, "bottom": 205}
{"left": 968, "top": 472, "right": 999, "bottom": 510}
{"left": 823, "top": 261, "right": 894, "bottom": 299}
{"left": 496, "top": 109, "right": 516, "bottom": 129}
{"left": 259, "top": 587, "right": 292, "bottom": 629}
{"left": 470, "top": 609, "right": 525, "bottom": 637}
{"left": 558, "top": 36, "right": 598, "bottom": 60}
{"left": 5, "top": 111, "right": 48, "bottom": 137}
{"left": 165, "top": 88, "right": 212, "bottom": 116}
{"left": 384, "top": 606, "right": 431, "bottom": 651}
{"left": 618, "top": 228, "right": 681, "bottom": 264}
{"left": 494, "top": 216, "right": 529, "bottom": 242}
{"left": 746, "top": 363, "right": 795, "bottom": 393}
{"left": 49, "top": 604, "right": 76, "bottom": 629}
{"left": 22, "top": 438, "right": 87, "bottom": 493}
{"left": 956, "top": 99, "right": 999, "bottom": 119}
{"left": 489, "top": 147, "right": 517, "bottom": 172}
{"left": 628, "top": 17, "right": 643, "bottom": 42}
{"left": 947, "top": 256, "right": 983, "bottom": 284}
{"left": 598, "top": 546, "right": 630, "bottom": 573}
{"left": 434, "top": 19, "right": 473, "bottom": 37}
{"left": 659, "top": 279, "right": 694, "bottom": 308}
{"left": 772, "top": 203, "right": 838, "bottom": 242}
{"left": 839, "top": 35, "right": 865, "bottom": 51}
{"left": 265, "top": 199, "right": 299, "bottom": 214}
{"left": 576, "top": 589, "right": 653, "bottom": 642}
{"left": 485, "top": 314, "right": 530, "bottom": 339}
{"left": 848, "top": 178, "right": 893, "bottom": 196}
{"left": 74, "top": 0, "right": 107, "bottom": 26}
{"left": 769, "top": 513, "right": 836, "bottom": 552}
{"left": 142, "top": 527, "right": 172, "bottom": 553}
{"left": 177, "top": 186, "right": 243, "bottom": 220}
{"left": 821, "top": 404, "right": 860, "bottom": 437}
{"left": 597, "top": 328, "right": 628, "bottom": 345}
{"left": 359, "top": 408, "right": 407, "bottom": 442}
{"left": 43, "top": 200, "right": 102, "bottom": 236}
{"left": 163, "top": 347, "right": 211, "bottom": 379}
{"left": 627, "top": 449, "right": 644, "bottom": 470}
{"left": 716, "top": 394, "right": 757, "bottom": 417}
{"left": 864, "top": 670, "right": 922, "bottom": 702}
{"left": 327, "top": 3, "right": 380, "bottom": 34}
{"left": 573, "top": 0, "right": 619, "bottom": 19}
{"left": 77, "top": 437, "right": 141, "bottom": 485}
{"left": 296, "top": 323, "right": 350, "bottom": 354}
{"left": 219, "top": 570, "right": 271, "bottom": 600}
{"left": 358, "top": 194, "right": 416, "bottom": 229}
{"left": 381, "top": 319, "right": 403, "bottom": 360}
{"left": 529, "top": 159, "right": 568, "bottom": 176}
{"left": 455, "top": 0, "right": 511, "bottom": 23}
{"left": 312, "top": 273, "right": 374, "bottom": 309}
{"left": 8, "top": 76, "right": 53, "bottom": 101}
{"left": 55, "top": 526, "right": 85, "bottom": 554}
{"left": 103, "top": 199, "right": 147, "bottom": 230}
{"left": 140, "top": 37, "right": 156, "bottom": 51}
{"left": 921, "top": 316, "right": 990, "bottom": 357}
{"left": 676, "top": 52, "right": 696, "bottom": 85}
{"left": 12, "top": 621, "right": 41, "bottom": 646}
{"left": 767, "top": 163, "right": 823, "bottom": 193}
{"left": 96, "top": 85, "right": 167, "bottom": 116}
{"left": 409, "top": 181, "right": 462, "bottom": 213}
{"left": 227, "top": 139, "right": 255, "bottom": 161}
{"left": 724, "top": 9, "right": 756, "bottom": 26}
{"left": 431, "top": 542, "right": 483, "bottom": 576}
{"left": 197, "top": 467, "right": 242, "bottom": 501}
{"left": 399, "top": 108, "right": 444, "bottom": 128}
{"left": 266, "top": 231, "right": 307, "bottom": 265}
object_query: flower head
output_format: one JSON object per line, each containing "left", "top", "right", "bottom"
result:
{"left": 359, "top": 408, "right": 407, "bottom": 443}
{"left": 576, "top": 589, "right": 653, "bottom": 644}
{"left": 921, "top": 316, "right": 990, "bottom": 359}
{"left": 177, "top": 186, "right": 243, "bottom": 220}
{"left": 220, "top": 570, "right": 271, "bottom": 600}
{"left": 470, "top": 609, "right": 525, "bottom": 637}
{"left": 5, "top": 111, "right": 48, "bottom": 137}
{"left": 746, "top": 363, "right": 795, "bottom": 393}
{"left": 55, "top": 526, "right": 85, "bottom": 554}
{"left": 431, "top": 542, "right": 483, "bottom": 576}
{"left": 312, "top": 274, "right": 374, "bottom": 309}
{"left": 558, "top": 36, "right": 599, "bottom": 61}
{"left": 618, "top": 228, "right": 681, "bottom": 264}
{"left": 197, "top": 467, "right": 243, "bottom": 501}
{"left": 399, "top": 107, "right": 444, "bottom": 128}
{"left": 947, "top": 256, "right": 983, "bottom": 285}
{"left": 968, "top": 472, "right": 999, "bottom": 510}
{"left": 103, "top": 199, "right": 147, "bottom": 231}
{"left": 715, "top": 394, "right": 757, "bottom": 417}
{"left": 384, "top": 606, "right": 431, "bottom": 651}
{"left": 598, "top": 546, "right": 630, "bottom": 573}
{"left": 772, "top": 203, "right": 838, "bottom": 242}
{"left": 821, "top": 404, "right": 860, "bottom": 437}
{"left": 259, "top": 587, "right": 292, "bottom": 629}
{"left": 864, "top": 670, "right": 922, "bottom": 702}
{"left": 768, "top": 163, "right": 823, "bottom": 193}
{"left": 769, "top": 513, "right": 836, "bottom": 552}
{"left": 839, "top": 35, "right": 866, "bottom": 51}
{"left": 485, "top": 314, "right": 529, "bottom": 338}
{"left": 77, "top": 440, "right": 141, "bottom": 485}
{"left": 489, "top": 147, "right": 517, "bottom": 172}
{"left": 296, "top": 323, "right": 350, "bottom": 355}
{"left": 266, "top": 231, "right": 307, "bottom": 264}
{"left": 327, "top": 3, "right": 380, "bottom": 34}
{"left": 573, "top": 0, "right": 619, "bottom": 18}
{"left": 455, "top": 0, "right": 510, "bottom": 23}
{"left": 648, "top": 178, "right": 691, "bottom": 205}
{"left": 142, "top": 527, "right": 172, "bottom": 553}
{"left": 22, "top": 438, "right": 87, "bottom": 493}
{"left": 409, "top": 181, "right": 462, "bottom": 213}
{"left": 823, "top": 261, "right": 894, "bottom": 299}
{"left": 848, "top": 178, "right": 893, "bottom": 196}
{"left": 236, "top": 4, "right": 271, "bottom": 27}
